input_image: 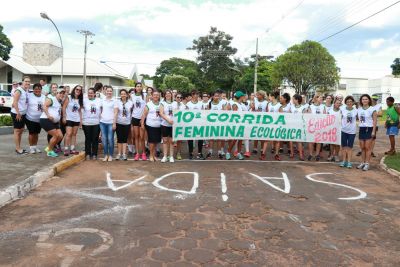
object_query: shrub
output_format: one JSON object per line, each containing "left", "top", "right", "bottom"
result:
{"left": 0, "top": 115, "right": 12, "bottom": 126}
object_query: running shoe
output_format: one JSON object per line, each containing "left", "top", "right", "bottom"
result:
{"left": 237, "top": 153, "right": 244, "bottom": 160}
{"left": 134, "top": 153, "right": 140, "bottom": 161}
{"left": 189, "top": 153, "right": 194, "bottom": 160}
{"left": 274, "top": 154, "right": 281, "bottom": 161}
{"left": 64, "top": 150, "right": 70, "bottom": 156}
{"left": 218, "top": 153, "right": 223, "bottom": 160}
{"left": 108, "top": 156, "right": 113, "bottom": 162}
{"left": 339, "top": 161, "right": 347, "bottom": 167}
{"left": 252, "top": 149, "right": 258, "bottom": 155}
{"left": 45, "top": 147, "right": 50, "bottom": 153}
{"left": 225, "top": 153, "right": 231, "bottom": 160}
{"left": 259, "top": 153, "right": 266, "bottom": 160}
{"left": 206, "top": 152, "right": 212, "bottom": 159}
{"left": 115, "top": 154, "right": 121, "bottom": 160}
{"left": 141, "top": 153, "right": 147, "bottom": 161}
{"left": 35, "top": 148, "right": 41, "bottom": 153}
{"left": 271, "top": 149, "right": 275, "bottom": 154}
{"left": 197, "top": 153, "right": 205, "bottom": 160}
{"left": 93, "top": 155, "right": 97, "bottom": 160}
{"left": 71, "top": 150, "right": 79, "bottom": 155}
{"left": 357, "top": 163, "right": 365, "bottom": 169}
{"left": 161, "top": 156, "right": 168, "bottom": 163}
{"left": 244, "top": 151, "right": 251, "bottom": 158}
{"left": 29, "top": 148, "right": 36, "bottom": 154}
{"left": 315, "top": 155, "right": 321, "bottom": 162}
{"left": 102, "top": 156, "right": 108, "bottom": 162}
{"left": 47, "top": 151, "right": 58, "bottom": 157}
{"left": 362, "top": 163, "right": 369, "bottom": 171}
{"left": 169, "top": 157, "right": 175, "bottom": 163}
{"left": 233, "top": 151, "right": 238, "bottom": 157}
{"left": 347, "top": 162, "right": 353, "bottom": 169}
{"left": 176, "top": 153, "right": 182, "bottom": 160}
{"left": 122, "top": 154, "right": 127, "bottom": 161}
{"left": 307, "top": 155, "right": 313, "bottom": 161}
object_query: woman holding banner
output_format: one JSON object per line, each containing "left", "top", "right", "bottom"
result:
{"left": 173, "top": 93, "right": 186, "bottom": 160}
{"left": 251, "top": 90, "right": 268, "bottom": 156}
{"left": 356, "top": 94, "right": 377, "bottom": 171}
{"left": 206, "top": 90, "right": 226, "bottom": 159}
{"left": 307, "top": 94, "right": 326, "bottom": 161}
{"left": 278, "top": 93, "right": 292, "bottom": 160}
{"left": 186, "top": 90, "right": 205, "bottom": 160}
{"left": 260, "top": 91, "right": 281, "bottom": 161}
{"left": 291, "top": 94, "right": 307, "bottom": 161}
{"left": 327, "top": 97, "right": 342, "bottom": 162}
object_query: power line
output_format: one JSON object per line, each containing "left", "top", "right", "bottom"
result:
{"left": 318, "top": 0, "right": 400, "bottom": 42}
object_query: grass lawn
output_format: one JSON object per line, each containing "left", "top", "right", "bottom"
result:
{"left": 384, "top": 153, "right": 400, "bottom": 172}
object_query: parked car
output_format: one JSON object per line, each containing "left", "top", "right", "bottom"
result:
{"left": 0, "top": 90, "right": 12, "bottom": 112}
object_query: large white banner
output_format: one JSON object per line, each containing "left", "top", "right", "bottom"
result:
{"left": 173, "top": 110, "right": 341, "bottom": 145}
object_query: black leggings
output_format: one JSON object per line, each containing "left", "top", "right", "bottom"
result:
{"left": 188, "top": 140, "right": 203, "bottom": 155}
{"left": 82, "top": 125, "right": 100, "bottom": 157}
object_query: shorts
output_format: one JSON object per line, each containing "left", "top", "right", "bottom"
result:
{"left": 161, "top": 125, "right": 172, "bottom": 138}
{"left": 386, "top": 126, "right": 399, "bottom": 136}
{"left": 359, "top": 127, "right": 373, "bottom": 140}
{"left": 26, "top": 119, "right": 41, "bottom": 134}
{"left": 40, "top": 118, "right": 60, "bottom": 132}
{"left": 116, "top": 123, "right": 130, "bottom": 143}
{"left": 66, "top": 120, "right": 80, "bottom": 127}
{"left": 341, "top": 131, "right": 356, "bottom": 148}
{"left": 131, "top": 117, "right": 141, "bottom": 127}
{"left": 11, "top": 112, "right": 26, "bottom": 129}
{"left": 146, "top": 125, "right": 161, "bottom": 144}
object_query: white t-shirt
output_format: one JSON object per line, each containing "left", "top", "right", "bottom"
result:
{"left": 324, "top": 104, "right": 333, "bottom": 114}
{"left": 65, "top": 96, "right": 81, "bottom": 122}
{"left": 26, "top": 93, "right": 46, "bottom": 123}
{"left": 280, "top": 104, "right": 291, "bottom": 113}
{"left": 202, "top": 100, "right": 210, "bottom": 110}
{"left": 82, "top": 98, "right": 101, "bottom": 125}
{"left": 115, "top": 100, "right": 133, "bottom": 125}
{"left": 131, "top": 94, "right": 146, "bottom": 119}
{"left": 173, "top": 101, "right": 187, "bottom": 111}
{"left": 146, "top": 101, "right": 162, "bottom": 128}
{"left": 161, "top": 100, "right": 174, "bottom": 127}
{"left": 268, "top": 102, "right": 281, "bottom": 113}
{"left": 11, "top": 87, "right": 28, "bottom": 115}
{"left": 40, "top": 95, "right": 61, "bottom": 123}
{"left": 341, "top": 107, "right": 358, "bottom": 134}
{"left": 291, "top": 104, "right": 306, "bottom": 114}
{"left": 309, "top": 104, "right": 325, "bottom": 114}
{"left": 100, "top": 98, "right": 116, "bottom": 124}
{"left": 358, "top": 106, "right": 375, "bottom": 128}
{"left": 209, "top": 101, "right": 225, "bottom": 111}
{"left": 220, "top": 99, "right": 228, "bottom": 108}
{"left": 254, "top": 99, "right": 268, "bottom": 112}
{"left": 186, "top": 100, "right": 203, "bottom": 110}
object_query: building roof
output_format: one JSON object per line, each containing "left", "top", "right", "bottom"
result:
{"left": 1, "top": 56, "right": 133, "bottom": 80}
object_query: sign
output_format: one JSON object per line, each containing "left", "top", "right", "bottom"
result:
{"left": 173, "top": 110, "right": 341, "bottom": 145}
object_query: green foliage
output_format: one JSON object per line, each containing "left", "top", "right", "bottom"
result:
{"left": 162, "top": 75, "right": 194, "bottom": 94}
{"left": 0, "top": 25, "right": 13, "bottom": 61}
{"left": 384, "top": 153, "right": 400, "bottom": 172}
{"left": 271, "top": 40, "right": 339, "bottom": 95}
{"left": 188, "top": 26, "right": 238, "bottom": 90}
{"left": 154, "top": 58, "right": 201, "bottom": 89}
{"left": 391, "top": 58, "right": 400, "bottom": 76}
{"left": 125, "top": 79, "right": 136, "bottom": 87}
{"left": 0, "top": 115, "right": 12, "bottom": 126}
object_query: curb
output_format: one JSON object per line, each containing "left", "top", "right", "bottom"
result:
{"left": 0, "top": 151, "right": 85, "bottom": 208}
{"left": 379, "top": 155, "right": 400, "bottom": 178}
{"left": 0, "top": 126, "right": 13, "bottom": 135}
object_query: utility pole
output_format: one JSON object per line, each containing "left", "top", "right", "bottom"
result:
{"left": 77, "top": 30, "right": 95, "bottom": 91}
{"left": 254, "top": 38, "right": 258, "bottom": 94}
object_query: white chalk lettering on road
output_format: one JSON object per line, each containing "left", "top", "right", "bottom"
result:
{"left": 249, "top": 172, "right": 291, "bottom": 194}
{"left": 305, "top": 173, "right": 367, "bottom": 200}
{"left": 152, "top": 172, "right": 199, "bottom": 194}
{"left": 220, "top": 173, "right": 228, "bottom": 202}
{"left": 106, "top": 172, "right": 147, "bottom": 192}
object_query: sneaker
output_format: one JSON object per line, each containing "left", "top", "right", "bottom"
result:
{"left": 93, "top": 155, "right": 97, "bottom": 160}
{"left": 108, "top": 156, "right": 113, "bottom": 162}
{"left": 71, "top": 150, "right": 79, "bottom": 155}
{"left": 47, "top": 151, "right": 58, "bottom": 158}
{"left": 103, "top": 156, "right": 108, "bottom": 162}
{"left": 339, "top": 161, "right": 347, "bottom": 167}
{"left": 274, "top": 154, "right": 281, "bottom": 161}
{"left": 115, "top": 154, "right": 121, "bottom": 160}
{"left": 259, "top": 153, "right": 266, "bottom": 160}
{"left": 45, "top": 147, "right": 50, "bottom": 153}
{"left": 35, "top": 148, "right": 41, "bottom": 153}
{"left": 356, "top": 151, "right": 362, "bottom": 156}
{"left": 161, "top": 156, "right": 168, "bottom": 163}
{"left": 362, "top": 163, "right": 369, "bottom": 171}
{"left": 271, "top": 148, "right": 275, "bottom": 154}
{"left": 134, "top": 153, "right": 140, "bottom": 161}
{"left": 189, "top": 153, "right": 194, "bottom": 160}
{"left": 122, "top": 154, "right": 127, "bottom": 161}
{"left": 197, "top": 153, "right": 205, "bottom": 160}
{"left": 334, "top": 156, "right": 340, "bottom": 163}
{"left": 169, "top": 157, "right": 175, "bottom": 163}
{"left": 233, "top": 151, "right": 238, "bottom": 157}
{"left": 327, "top": 155, "right": 334, "bottom": 161}
{"left": 244, "top": 151, "right": 251, "bottom": 158}
{"left": 252, "top": 149, "right": 258, "bottom": 155}
{"left": 347, "top": 162, "right": 353, "bottom": 169}
{"left": 29, "top": 148, "right": 36, "bottom": 154}
{"left": 206, "top": 152, "right": 212, "bottom": 159}
{"left": 64, "top": 150, "right": 70, "bottom": 156}
{"left": 141, "top": 153, "right": 147, "bottom": 161}
{"left": 357, "top": 163, "right": 365, "bottom": 169}
{"left": 225, "top": 153, "right": 231, "bottom": 160}
{"left": 315, "top": 155, "right": 321, "bottom": 162}
{"left": 176, "top": 153, "right": 182, "bottom": 160}
{"left": 307, "top": 155, "right": 313, "bottom": 161}
{"left": 237, "top": 153, "right": 244, "bottom": 160}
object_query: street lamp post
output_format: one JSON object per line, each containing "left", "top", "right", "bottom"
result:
{"left": 78, "top": 30, "right": 95, "bottom": 91}
{"left": 40, "top": 12, "right": 63, "bottom": 85}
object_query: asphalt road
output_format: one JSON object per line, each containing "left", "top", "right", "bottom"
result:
{"left": 0, "top": 158, "right": 399, "bottom": 266}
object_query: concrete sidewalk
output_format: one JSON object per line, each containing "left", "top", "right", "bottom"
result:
{"left": 0, "top": 132, "right": 84, "bottom": 191}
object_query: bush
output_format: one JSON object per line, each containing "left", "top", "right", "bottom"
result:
{"left": 0, "top": 115, "right": 12, "bottom": 126}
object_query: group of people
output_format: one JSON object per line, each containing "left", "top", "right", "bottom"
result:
{"left": 10, "top": 76, "right": 400, "bottom": 171}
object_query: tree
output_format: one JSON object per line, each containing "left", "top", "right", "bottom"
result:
{"left": 161, "top": 75, "right": 194, "bottom": 93}
{"left": 234, "top": 55, "right": 274, "bottom": 93}
{"left": 271, "top": 40, "right": 339, "bottom": 95}
{"left": 391, "top": 58, "right": 400, "bottom": 76}
{"left": 0, "top": 25, "right": 13, "bottom": 61}
{"left": 188, "top": 27, "right": 238, "bottom": 90}
{"left": 154, "top": 57, "right": 201, "bottom": 89}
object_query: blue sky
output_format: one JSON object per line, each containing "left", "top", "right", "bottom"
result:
{"left": 2, "top": 0, "right": 400, "bottom": 78}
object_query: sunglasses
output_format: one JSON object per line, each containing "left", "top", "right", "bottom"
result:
{"left": 176, "top": 96, "right": 182, "bottom": 99}
{"left": 58, "top": 91, "right": 66, "bottom": 94}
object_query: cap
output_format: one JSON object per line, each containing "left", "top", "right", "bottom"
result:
{"left": 371, "top": 95, "right": 379, "bottom": 100}
{"left": 234, "top": 91, "right": 246, "bottom": 98}
{"left": 57, "top": 87, "right": 66, "bottom": 93}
